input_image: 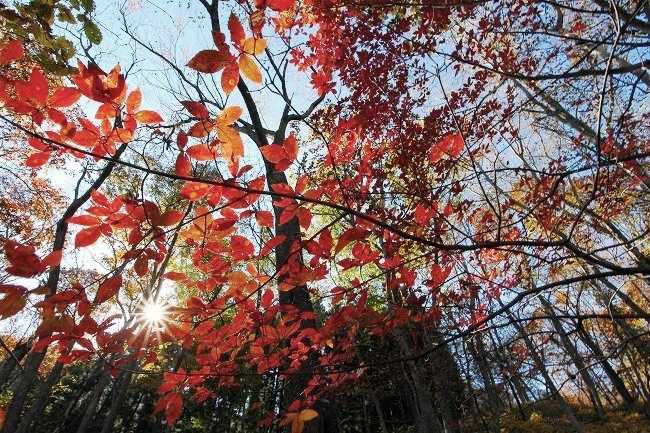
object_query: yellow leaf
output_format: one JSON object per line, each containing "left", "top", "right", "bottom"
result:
{"left": 239, "top": 55, "right": 262, "bottom": 83}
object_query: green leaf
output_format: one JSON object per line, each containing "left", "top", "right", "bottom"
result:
{"left": 81, "top": 0, "right": 95, "bottom": 12}
{"left": 57, "top": 7, "right": 77, "bottom": 24}
{"left": 83, "top": 20, "right": 102, "bottom": 45}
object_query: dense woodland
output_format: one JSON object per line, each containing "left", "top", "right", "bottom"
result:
{"left": 0, "top": 0, "right": 649, "bottom": 432}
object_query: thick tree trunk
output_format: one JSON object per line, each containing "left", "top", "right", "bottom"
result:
{"left": 0, "top": 339, "right": 31, "bottom": 389}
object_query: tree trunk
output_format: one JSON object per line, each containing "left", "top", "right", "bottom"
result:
{"left": 577, "top": 324, "right": 636, "bottom": 407}
{"left": 540, "top": 297, "right": 605, "bottom": 419}
{"left": 505, "top": 304, "right": 585, "bottom": 433}
{"left": 76, "top": 369, "right": 111, "bottom": 433}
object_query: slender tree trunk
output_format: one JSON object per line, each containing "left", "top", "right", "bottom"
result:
{"left": 468, "top": 335, "right": 502, "bottom": 432}
{"left": 1, "top": 143, "right": 128, "bottom": 433}
{"left": 76, "top": 369, "right": 111, "bottom": 433}
{"left": 577, "top": 326, "right": 635, "bottom": 406}
{"left": 14, "top": 357, "right": 67, "bottom": 433}
{"left": 100, "top": 363, "right": 135, "bottom": 433}
{"left": 540, "top": 297, "right": 605, "bottom": 418}
{"left": 505, "top": 305, "right": 585, "bottom": 433}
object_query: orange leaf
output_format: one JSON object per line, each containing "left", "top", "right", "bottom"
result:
{"left": 221, "top": 62, "right": 239, "bottom": 95}
{"left": 187, "top": 143, "right": 219, "bottom": 161}
{"left": 243, "top": 38, "right": 267, "bottom": 56}
{"left": 0, "top": 40, "right": 24, "bottom": 64}
{"left": 187, "top": 120, "right": 215, "bottom": 138}
{"left": 218, "top": 126, "right": 244, "bottom": 162}
{"left": 187, "top": 50, "right": 233, "bottom": 73}
{"left": 50, "top": 88, "right": 81, "bottom": 107}
{"left": 181, "top": 101, "right": 209, "bottom": 119}
{"left": 75, "top": 226, "right": 102, "bottom": 248}
{"left": 280, "top": 409, "right": 318, "bottom": 433}
{"left": 126, "top": 89, "right": 142, "bottom": 113}
{"left": 96, "top": 274, "right": 122, "bottom": 303}
{"left": 239, "top": 55, "right": 262, "bottom": 83}
{"left": 216, "top": 106, "right": 243, "bottom": 125}
{"left": 25, "top": 152, "right": 51, "bottom": 168}
{"left": 134, "top": 110, "right": 163, "bottom": 124}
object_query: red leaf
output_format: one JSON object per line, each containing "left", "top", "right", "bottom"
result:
{"left": 266, "top": 0, "right": 295, "bottom": 12}
{"left": 255, "top": 210, "right": 274, "bottom": 228}
{"left": 180, "top": 182, "right": 211, "bottom": 201}
{"left": 49, "top": 88, "right": 81, "bottom": 107}
{"left": 75, "top": 226, "right": 102, "bottom": 248}
{"left": 134, "top": 255, "right": 148, "bottom": 276}
{"left": 260, "top": 144, "right": 285, "bottom": 164}
{"left": 67, "top": 215, "right": 101, "bottom": 226}
{"left": 0, "top": 288, "right": 27, "bottom": 319}
{"left": 181, "top": 101, "right": 209, "bottom": 119}
{"left": 134, "top": 110, "right": 163, "bottom": 124}
{"left": 96, "top": 274, "right": 122, "bottom": 303}
{"left": 430, "top": 132, "right": 464, "bottom": 162}
{"left": 0, "top": 40, "right": 24, "bottom": 64}
{"left": 158, "top": 210, "right": 185, "bottom": 227}
{"left": 15, "top": 69, "right": 49, "bottom": 107}
{"left": 27, "top": 137, "right": 49, "bottom": 151}
{"left": 40, "top": 250, "right": 62, "bottom": 272}
{"left": 187, "top": 50, "right": 233, "bottom": 73}
{"left": 166, "top": 393, "right": 183, "bottom": 425}
{"left": 175, "top": 153, "right": 192, "bottom": 176}
{"left": 261, "top": 289, "right": 274, "bottom": 310}
{"left": 260, "top": 135, "right": 298, "bottom": 171}
{"left": 25, "top": 152, "right": 51, "bottom": 168}
{"left": 177, "top": 130, "right": 188, "bottom": 149}
{"left": 261, "top": 235, "right": 286, "bottom": 256}
{"left": 228, "top": 13, "right": 246, "bottom": 48}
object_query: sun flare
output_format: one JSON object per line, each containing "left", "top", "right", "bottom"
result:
{"left": 141, "top": 300, "right": 166, "bottom": 326}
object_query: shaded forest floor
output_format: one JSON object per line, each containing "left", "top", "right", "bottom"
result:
{"left": 497, "top": 402, "right": 650, "bottom": 432}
